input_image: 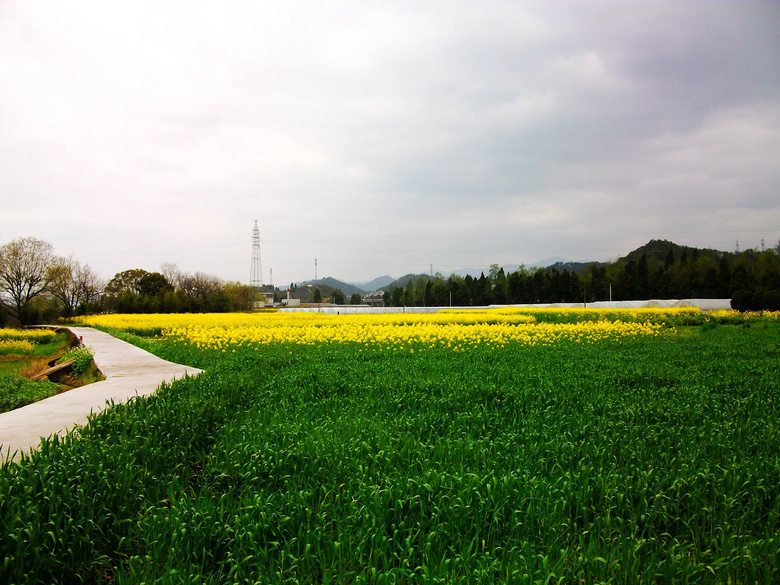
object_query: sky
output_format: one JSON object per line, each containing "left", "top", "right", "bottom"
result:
{"left": 2, "top": 1, "right": 779, "bottom": 287}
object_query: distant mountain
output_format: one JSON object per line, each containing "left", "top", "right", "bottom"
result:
{"left": 390, "top": 273, "right": 432, "bottom": 288}
{"left": 441, "top": 258, "right": 573, "bottom": 278}
{"left": 447, "top": 267, "right": 488, "bottom": 279}
{"left": 296, "top": 277, "right": 365, "bottom": 296}
{"left": 355, "top": 275, "right": 395, "bottom": 291}
{"left": 530, "top": 256, "right": 571, "bottom": 268}
{"left": 293, "top": 241, "right": 731, "bottom": 293}
{"left": 388, "top": 261, "right": 578, "bottom": 286}
{"left": 546, "top": 260, "right": 604, "bottom": 273}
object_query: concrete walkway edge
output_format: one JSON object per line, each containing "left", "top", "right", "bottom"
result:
{"left": 0, "top": 327, "right": 203, "bottom": 463}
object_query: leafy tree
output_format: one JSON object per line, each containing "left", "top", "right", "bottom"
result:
{"left": 431, "top": 278, "right": 448, "bottom": 306}
{"left": 463, "top": 275, "right": 475, "bottom": 305}
{"left": 718, "top": 257, "right": 731, "bottom": 297}
{"left": 349, "top": 292, "right": 362, "bottom": 305}
{"left": 507, "top": 271, "right": 522, "bottom": 304}
{"left": 313, "top": 288, "right": 322, "bottom": 303}
{"left": 548, "top": 269, "right": 561, "bottom": 302}
{"left": 414, "top": 277, "right": 427, "bottom": 307}
{"left": 730, "top": 264, "right": 753, "bottom": 295}
{"left": 105, "top": 269, "right": 177, "bottom": 313}
{"left": 664, "top": 248, "right": 675, "bottom": 270}
{"left": 449, "top": 275, "right": 467, "bottom": 306}
{"left": 493, "top": 268, "right": 507, "bottom": 304}
{"left": 488, "top": 264, "right": 501, "bottom": 284}
{"left": 0, "top": 237, "right": 56, "bottom": 325}
{"left": 391, "top": 286, "right": 403, "bottom": 307}
{"left": 223, "top": 282, "right": 257, "bottom": 312}
{"left": 475, "top": 273, "right": 491, "bottom": 305}
{"left": 532, "top": 269, "right": 546, "bottom": 303}
{"left": 423, "top": 280, "right": 434, "bottom": 307}
{"left": 105, "top": 269, "right": 150, "bottom": 296}
{"left": 137, "top": 272, "right": 173, "bottom": 297}
{"left": 568, "top": 270, "right": 582, "bottom": 303}
{"left": 402, "top": 280, "right": 414, "bottom": 306}
{"left": 582, "top": 263, "right": 608, "bottom": 302}
{"left": 332, "top": 288, "right": 346, "bottom": 305}
{"left": 730, "top": 290, "right": 753, "bottom": 311}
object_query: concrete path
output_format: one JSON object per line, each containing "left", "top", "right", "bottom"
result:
{"left": 0, "top": 327, "right": 203, "bottom": 463}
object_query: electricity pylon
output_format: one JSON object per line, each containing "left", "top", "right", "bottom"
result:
{"left": 250, "top": 220, "right": 263, "bottom": 290}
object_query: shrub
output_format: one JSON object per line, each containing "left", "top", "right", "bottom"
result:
{"left": 731, "top": 290, "right": 753, "bottom": 311}
{"left": 754, "top": 288, "right": 780, "bottom": 311}
{"left": 731, "top": 288, "right": 780, "bottom": 311}
{"left": 61, "top": 347, "right": 95, "bottom": 375}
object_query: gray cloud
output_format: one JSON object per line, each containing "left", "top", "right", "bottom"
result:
{"left": 1, "top": 1, "right": 779, "bottom": 285}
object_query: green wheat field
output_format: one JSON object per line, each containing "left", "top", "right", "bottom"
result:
{"left": 2, "top": 312, "right": 779, "bottom": 583}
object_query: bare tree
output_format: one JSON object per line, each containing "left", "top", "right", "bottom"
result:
{"left": 160, "top": 262, "right": 182, "bottom": 289}
{"left": 0, "top": 237, "right": 56, "bottom": 324}
{"left": 79, "top": 268, "right": 104, "bottom": 307}
{"left": 48, "top": 256, "right": 80, "bottom": 316}
{"left": 178, "top": 271, "right": 223, "bottom": 311}
{"left": 48, "top": 255, "right": 103, "bottom": 316}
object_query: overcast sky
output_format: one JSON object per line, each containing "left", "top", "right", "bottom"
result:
{"left": 2, "top": 1, "right": 779, "bottom": 286}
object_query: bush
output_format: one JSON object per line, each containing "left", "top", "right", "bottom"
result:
{"left": 754, "top": 289, "right": 780, "bottom": 311}
{"left": 731, "top": 288, "right": 780, "bottom": 311}
{"left": 731, "top": 290, "right": 753, "bottom": 311}
{"left": 61, "top": 347, "right": 95, "bottom": 375}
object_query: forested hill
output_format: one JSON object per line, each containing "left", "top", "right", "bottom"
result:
{"left": 623, "top": 239, "right": 723, "bottom": 264}
{"left": 380, "top": 240, "right": 780, "bottom": 310}
{"left": 294, "top": 277, "right": 365, "bottom": 297}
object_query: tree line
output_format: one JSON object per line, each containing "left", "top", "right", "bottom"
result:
{"left": 380, "top": 241, "right": 780, "bottom": 310}
{"left": 3, "top": 236, "right": 779, "bottom": 325}
{"left": 0, "top": 237, "right": 261, "bottom": 325}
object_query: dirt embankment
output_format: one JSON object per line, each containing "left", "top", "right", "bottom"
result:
{"left": 16, "top": 327, "right": 100, "bottom": 391}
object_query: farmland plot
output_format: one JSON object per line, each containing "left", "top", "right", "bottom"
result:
{"left": 2, "top": 310, "right": 779, "bottom": 583}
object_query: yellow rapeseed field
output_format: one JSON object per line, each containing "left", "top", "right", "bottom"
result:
{"left": 0, "top": 328, "right": 57, "bottom": 343}
{"left": 0, "top": 339, "right": 35, "bottom": 354}
{"left": 78, "top": 309, "right": 668, "bottom": 350}
{"left": 0, "top": 328, "right": 56, "bottom": 353}
{"left": 708, "top": 309, "right": 780, "bottom": 319}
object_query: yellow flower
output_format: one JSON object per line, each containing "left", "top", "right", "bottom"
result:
{"left": 74, "top": 308, "right": 678, "bottom": 349}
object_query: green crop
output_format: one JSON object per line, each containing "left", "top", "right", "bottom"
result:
{"left": 1, "top": 323, "right": 779, "bottom": 583}
{"left": 0, "top": 374, "right": 59, "bottom": 414}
